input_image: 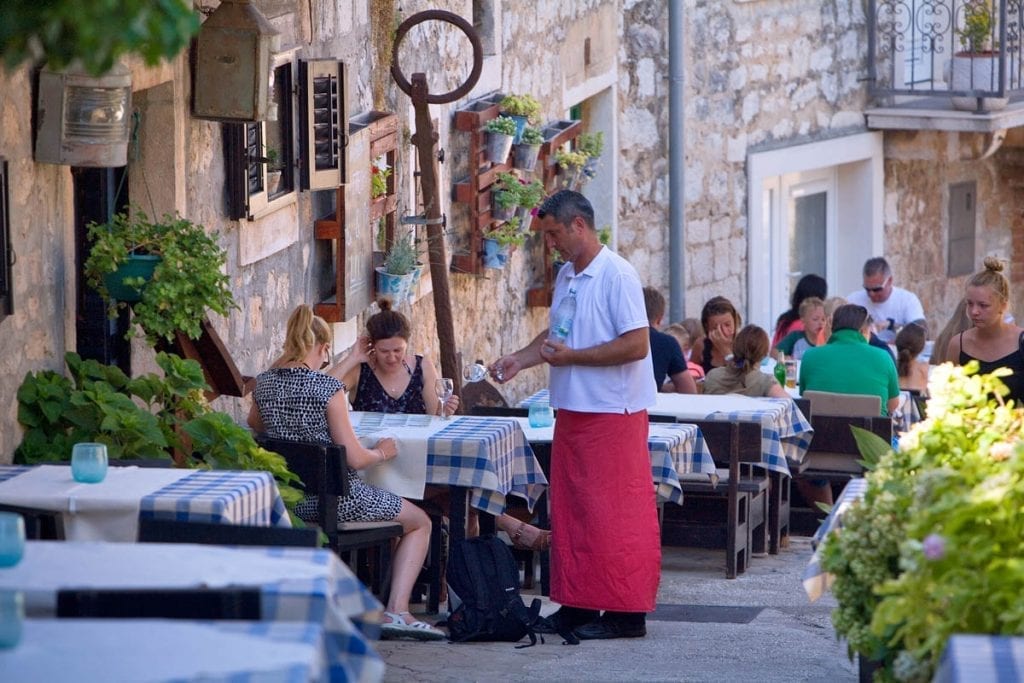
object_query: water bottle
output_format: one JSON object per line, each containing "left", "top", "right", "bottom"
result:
{"left": 774, "top": 351, "right": 787, "bottom": 387}
{"left": 549, "top": 288, "right": 577, "bottom": 345}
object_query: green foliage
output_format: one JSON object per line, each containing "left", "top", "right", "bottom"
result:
{"left": 519, "top": 126, "right": 544, "bottom": 146}
{"left": 484, "top": 115, "right": 517, "bottom": 136}
{"left": 821, "top": 363, "right": 1024, "bottom": 681}
{"left": 517, "top": 178, "right": 545, "bottom": 210}
{"left": 494, "top": 172, "right": 543, "bottom": 210}
{"left": 384, "top": 232, "right": 418, "bottom": 276}
{"left": 499, "top": 94, "right": 542, "bottom": 122}
{"left": 958, "top": 0, "right": 994, "bottom": 51}
{"left": 577, "top": 131, "right": 605, "bottom": 158}
{"left": 84, "top": 209, "right": 237, "bottom": 345}
{"left": 371, "top": 156, "right": 391, "bottom": 199}
{"left": 15, "top": 352, "right": 304, "bottom": 513}
{"left": 554, "top": 149, "right": 588, "bottom": 169}
{"left": 484, "top": 216, "right": 527, "bottom": 247}
{"left": 0, "top": 0, "right": 200, "bottom": 76}
{"left": 598, "top": 226, "right": 612, "bottom": 246}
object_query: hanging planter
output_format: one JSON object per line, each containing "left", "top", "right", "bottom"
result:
{"left": 516, "top": 207, "right": 534, "bottom": 232}
{"left": 482, "top": 238, "right": 509, "bottom": 269}
{"left": 483, "top": 115, "right": 517, "bottom": 164}
{"left": 499, "top": 94, "right": 541, "bottom": 144}
{"left": 375, "top": 266, "right": 415, "bottom": 303}
{"left": 491, "top": 189, "right": 517, "bottom": 221}
{"left": 512, "top": 143, "right": 540, "bottom": 171}
{"left": 102, "top": 253, "right": 161, "bottom": 303}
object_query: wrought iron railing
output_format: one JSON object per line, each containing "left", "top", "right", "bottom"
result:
{"left": 868, "top": 0, "right": 1024, "bottom": 110}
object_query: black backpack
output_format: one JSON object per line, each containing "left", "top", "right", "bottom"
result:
{"left": 445, "top": 535, "right": 542, "bottom": 646}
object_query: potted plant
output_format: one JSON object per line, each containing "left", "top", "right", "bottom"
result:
{"left": 499, "top": 94, "right": 542, "bottom": 143}
{"left": 554, "top": 149, "right": 590, "bottom": 190}
{"left": 483, "top": 115, "right": 517, "bottom": 164}
{"left": 371, "top": 155, "right": 392, "bottom": 200}
{"left": 577, "top": 131, "right": 605, "bottom": 179}
{"left": 482, "top": 216, "right": 526, "bottom": 269}
{"left": 513, "top": 126, "right": 544, "bottom": 171}
{"left": 376, "top": 231, "right": 419, "bottom": 303}
{"left": 491, "top": 172, "right": 521, "bottom": 221}
{"left": 84, "top": 209, "right": 237, "bottom": 346}
{"left": 515, "top": 177, "right": 545, "bottom": 231}
{"left": 950, "top": 0, "right": 1007, "bottom": 111}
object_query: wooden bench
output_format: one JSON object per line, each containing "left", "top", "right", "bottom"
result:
{"left": 662, "top": 421, "right": 766, "bottom": 579}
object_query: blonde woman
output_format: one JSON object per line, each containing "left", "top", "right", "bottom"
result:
{"left": 248, "top": 304, "right": 444, "bottom": 641}
{"left": 948, "top": 257, "right": 1024, "bottom": 404}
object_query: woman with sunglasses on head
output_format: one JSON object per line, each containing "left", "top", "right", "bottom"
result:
{"left": 248, "top": 304, "right": 444, "bottom": 641}
{"left": 690, "top": 296, "right": 742, "bottom": 375}
{"left": 947, "top": 257, "right": 1024, "bottom": 405}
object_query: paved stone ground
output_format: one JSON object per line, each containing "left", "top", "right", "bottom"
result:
{"left": 376, "top": 537, "right": 856, "bottom": 682}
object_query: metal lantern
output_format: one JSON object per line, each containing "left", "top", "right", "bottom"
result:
{"left": 35, "top": 62, "right": 132, "bottom": 167}
{"left": 193, "top": 0, "right": 279, "bottom": 122}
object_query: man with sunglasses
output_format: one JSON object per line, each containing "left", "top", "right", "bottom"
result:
{"left": 846, "top": 256, "right": 926, "bottom": 342}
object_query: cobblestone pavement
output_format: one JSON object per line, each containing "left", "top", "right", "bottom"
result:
{"left": 376, "top": 537, "right": 856, "bottom": 682}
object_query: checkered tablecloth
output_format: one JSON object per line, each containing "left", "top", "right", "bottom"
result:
{"left": 139, "top": 469, "right": 290, "bottom": 528}
{"left": 934, "top": 634, "right": 1024, "bottom": 683}
{"left": 427, "top": 415, "right": 548, "bottom": 515}
{"left": 802, "top": 477, "right": 868, "bottom": 602}
{"left": 520, "top": 389, "right": 813, "bottom": 476}
{"left": 646, "top": 423, "right": 716, "bottom": 504}
{"left": 0, "top": 465, "right": 291, "bottom": 541}
{"left": 1, "top": 541, "right": 384, "bottom": 682}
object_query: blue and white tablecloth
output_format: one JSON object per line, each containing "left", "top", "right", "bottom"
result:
{"left": 521, "top": 390, "right": 814, "bottom": 477}
{"left": 0, "top": 465, "right": 290, "bottom": 542}
{"left": 802, "top": 477, "right": 868, "bottom": 602}
{"left": 0, "top": 541, "right": 384, "bottom": 682}
{"left": 934, "top": 634, "right": 1024, "bottom": 683}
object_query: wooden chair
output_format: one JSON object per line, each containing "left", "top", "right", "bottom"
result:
{"left": 255, "top": 437, "right": 404, "bottom": 596}
{"left": 0, "top": 503, "right": 65, "bottom": 540}
{"left": 57, "top": 588, "right": 261, "bottom": 620}
{"left": 137, "top": 517, "right": 318, "bottom": 548}
{"left": 663, "top": 421, "right": 765, "bottom": 579}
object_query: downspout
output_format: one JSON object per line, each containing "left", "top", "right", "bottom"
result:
{"left": 668, "top": 0, "right": 685, "bottom": 322}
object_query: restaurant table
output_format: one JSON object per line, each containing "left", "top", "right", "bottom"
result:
{"left": 802, "top": 477, "right": 868, "bottom": 602}
{"left": 350, "top": 412, "right": 548, "bottom": 539}
{"left": 934, "top": 634, "right": 1024, "bottom": 683}
{"left": 0, "top": 540, "right": 383, "bottom": 682}
{"left": 0, "top": 618, "right": 351, "bottom": 683}
{"left": 520, "top": 390, "right": 814, "bottom": 476}
{"left": 0, "top": 465, "right": 290, "bottom": 542}
{"left": 513, "top": 417, "right": 717, "bottom": 505}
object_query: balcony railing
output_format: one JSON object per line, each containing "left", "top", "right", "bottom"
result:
{"left": 868, "top": 0, "right": 1024, "bottom": 111}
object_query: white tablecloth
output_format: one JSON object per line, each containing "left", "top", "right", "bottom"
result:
{"left": 0, "top": 619, "right": 330, "bottom": 683}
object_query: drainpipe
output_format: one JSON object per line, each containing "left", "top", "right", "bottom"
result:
{"left": 668, "top": 0, "right": 685, "bottom": 322}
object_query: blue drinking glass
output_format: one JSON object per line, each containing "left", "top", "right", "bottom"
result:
{"left": 0, "top": 590, "right": 24, "bottom": 649}
{"left": 71, "top": 442, "right": 108, "bottom": 484}
{"left": 0, "top": 512, "right": 25, "bottom": 568}
{"left": 528, "top": 402, "right": 554, "bottom": 428}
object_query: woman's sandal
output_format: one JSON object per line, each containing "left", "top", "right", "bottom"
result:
{"left": 381, "top": 611, "right": 446, "bottom": 641}
{"left": 511, "top": 521, "right": 552, "bottom": 552}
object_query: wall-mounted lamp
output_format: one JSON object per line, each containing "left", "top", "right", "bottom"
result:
{"left": 35, "top": 62, "right": 132, "bottom": 167}
{"left": 193, "top": 0, "right": 279, "bottom": 122}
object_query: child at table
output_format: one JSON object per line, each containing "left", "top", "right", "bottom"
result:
{"left": 774, "top": 297, "right": 826, "bottom": 361}
{"left": 703, "top": 325, "right": 790, "bottom": 398}
{"left": 331, "top": 299, "right": 550, "bottom": 552}
{"left": 249, "top": 304, "right": 444, "bottom": 641}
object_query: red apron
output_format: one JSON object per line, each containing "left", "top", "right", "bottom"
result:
{"left": 549, "top": 409, "right": 661, "bottom": 612}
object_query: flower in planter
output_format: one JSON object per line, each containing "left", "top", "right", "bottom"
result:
{"left": 371, "top": 156, "right": 391, "bottom": 199}
{"left": 499, "top": 94, "right": 542, "bottom": 123}
{"left": 484, "top": 115, "right": 517, "bottom": 136}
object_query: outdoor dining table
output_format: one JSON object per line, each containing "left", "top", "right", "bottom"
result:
{"left": 801, "top": 477, "right": 868, "bottom": 602}
{"left": 1, "top": 619, "right": 345, "bottom": 682}
{"left": 520, "top": 389, "right": 814, "bottom": 476}
{"left": 349, "top": 411, "right": 548, "bottom": 541}
{"left": 0, "top": 465, "right": 290, "bottom": 542}
{"left": 0, "top": 540, "right": 383, "bottom": 682}
{"left": 933, "top": 634, "right": 1024, "bottom": 683}
{"left": 513, "top": 417, "right": 717, "bottom": 505}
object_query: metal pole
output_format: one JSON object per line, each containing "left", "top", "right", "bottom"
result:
{"left": 668, "top": 0, "right": 686, "bottom": 323}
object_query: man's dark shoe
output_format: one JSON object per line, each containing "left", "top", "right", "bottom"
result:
{"left": 534, "top": 607, "right": 599, "bottom": 634}
{"left": 573, "top": 613, "right": 646, "bottom": 640}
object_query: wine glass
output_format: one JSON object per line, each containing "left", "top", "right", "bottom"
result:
{"left": 463, "top": 362, "right": 488, "bottom": 383}
{"left": 435, "top": 378, "right": 454, "bottom": 419}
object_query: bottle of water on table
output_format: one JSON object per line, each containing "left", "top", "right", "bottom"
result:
{"left": 548, "top": 288, "right": 577, "bottom": 347}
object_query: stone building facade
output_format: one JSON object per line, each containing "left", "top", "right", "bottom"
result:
{"left": 0, "top": 0, "right": 1022, "bottom": 460}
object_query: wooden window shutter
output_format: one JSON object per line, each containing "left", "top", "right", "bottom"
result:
{"left": 299, "top": 60, "right": 348, "bottom": 190}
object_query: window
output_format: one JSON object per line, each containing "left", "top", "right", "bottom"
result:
{"left": 298, "top": 60, "right": 348, "bottom": 190}
{"left": 0, "top": 159, "right": 12, "bottom": 320}
{"left": 948, "top": 181, "right": 976, "bottom": 277}
{"left": 225, "top": 60, "right": 297, "bottom": 220}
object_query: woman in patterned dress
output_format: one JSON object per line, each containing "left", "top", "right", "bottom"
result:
{"left": 249, "top": 304, "right": 444, "bottom": 640}
{"left": 332, "top": 299, "right": 551, "bottom": 551}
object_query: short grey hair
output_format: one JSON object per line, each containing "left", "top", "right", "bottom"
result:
{"left": 537, "top": 190, "right": 595, "bottom": 230}
{"left": 863, "top": 257, "right": 891, "bottom": 278}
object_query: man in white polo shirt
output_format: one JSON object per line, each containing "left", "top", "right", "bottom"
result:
{"left": 846, "top": 256, "right": 927, "bottom": 342}
{"left": 493, "top": 190, "right": 660, "bottom": 640}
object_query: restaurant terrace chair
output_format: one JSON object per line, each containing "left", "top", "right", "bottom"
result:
{"left": 254, "top": 437, "right": 405, "bottom": 597}
{"left": 56, "top": 588, "right": 261, "bottom": 620}
{"left": 137, "top": 517, "right": 318, "bottom": 548}
{"left": 0, "top": 503, "right": 65, "bottom": 540}
{"left": 663, "top": 421, "right": 765, "bottom": 579}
